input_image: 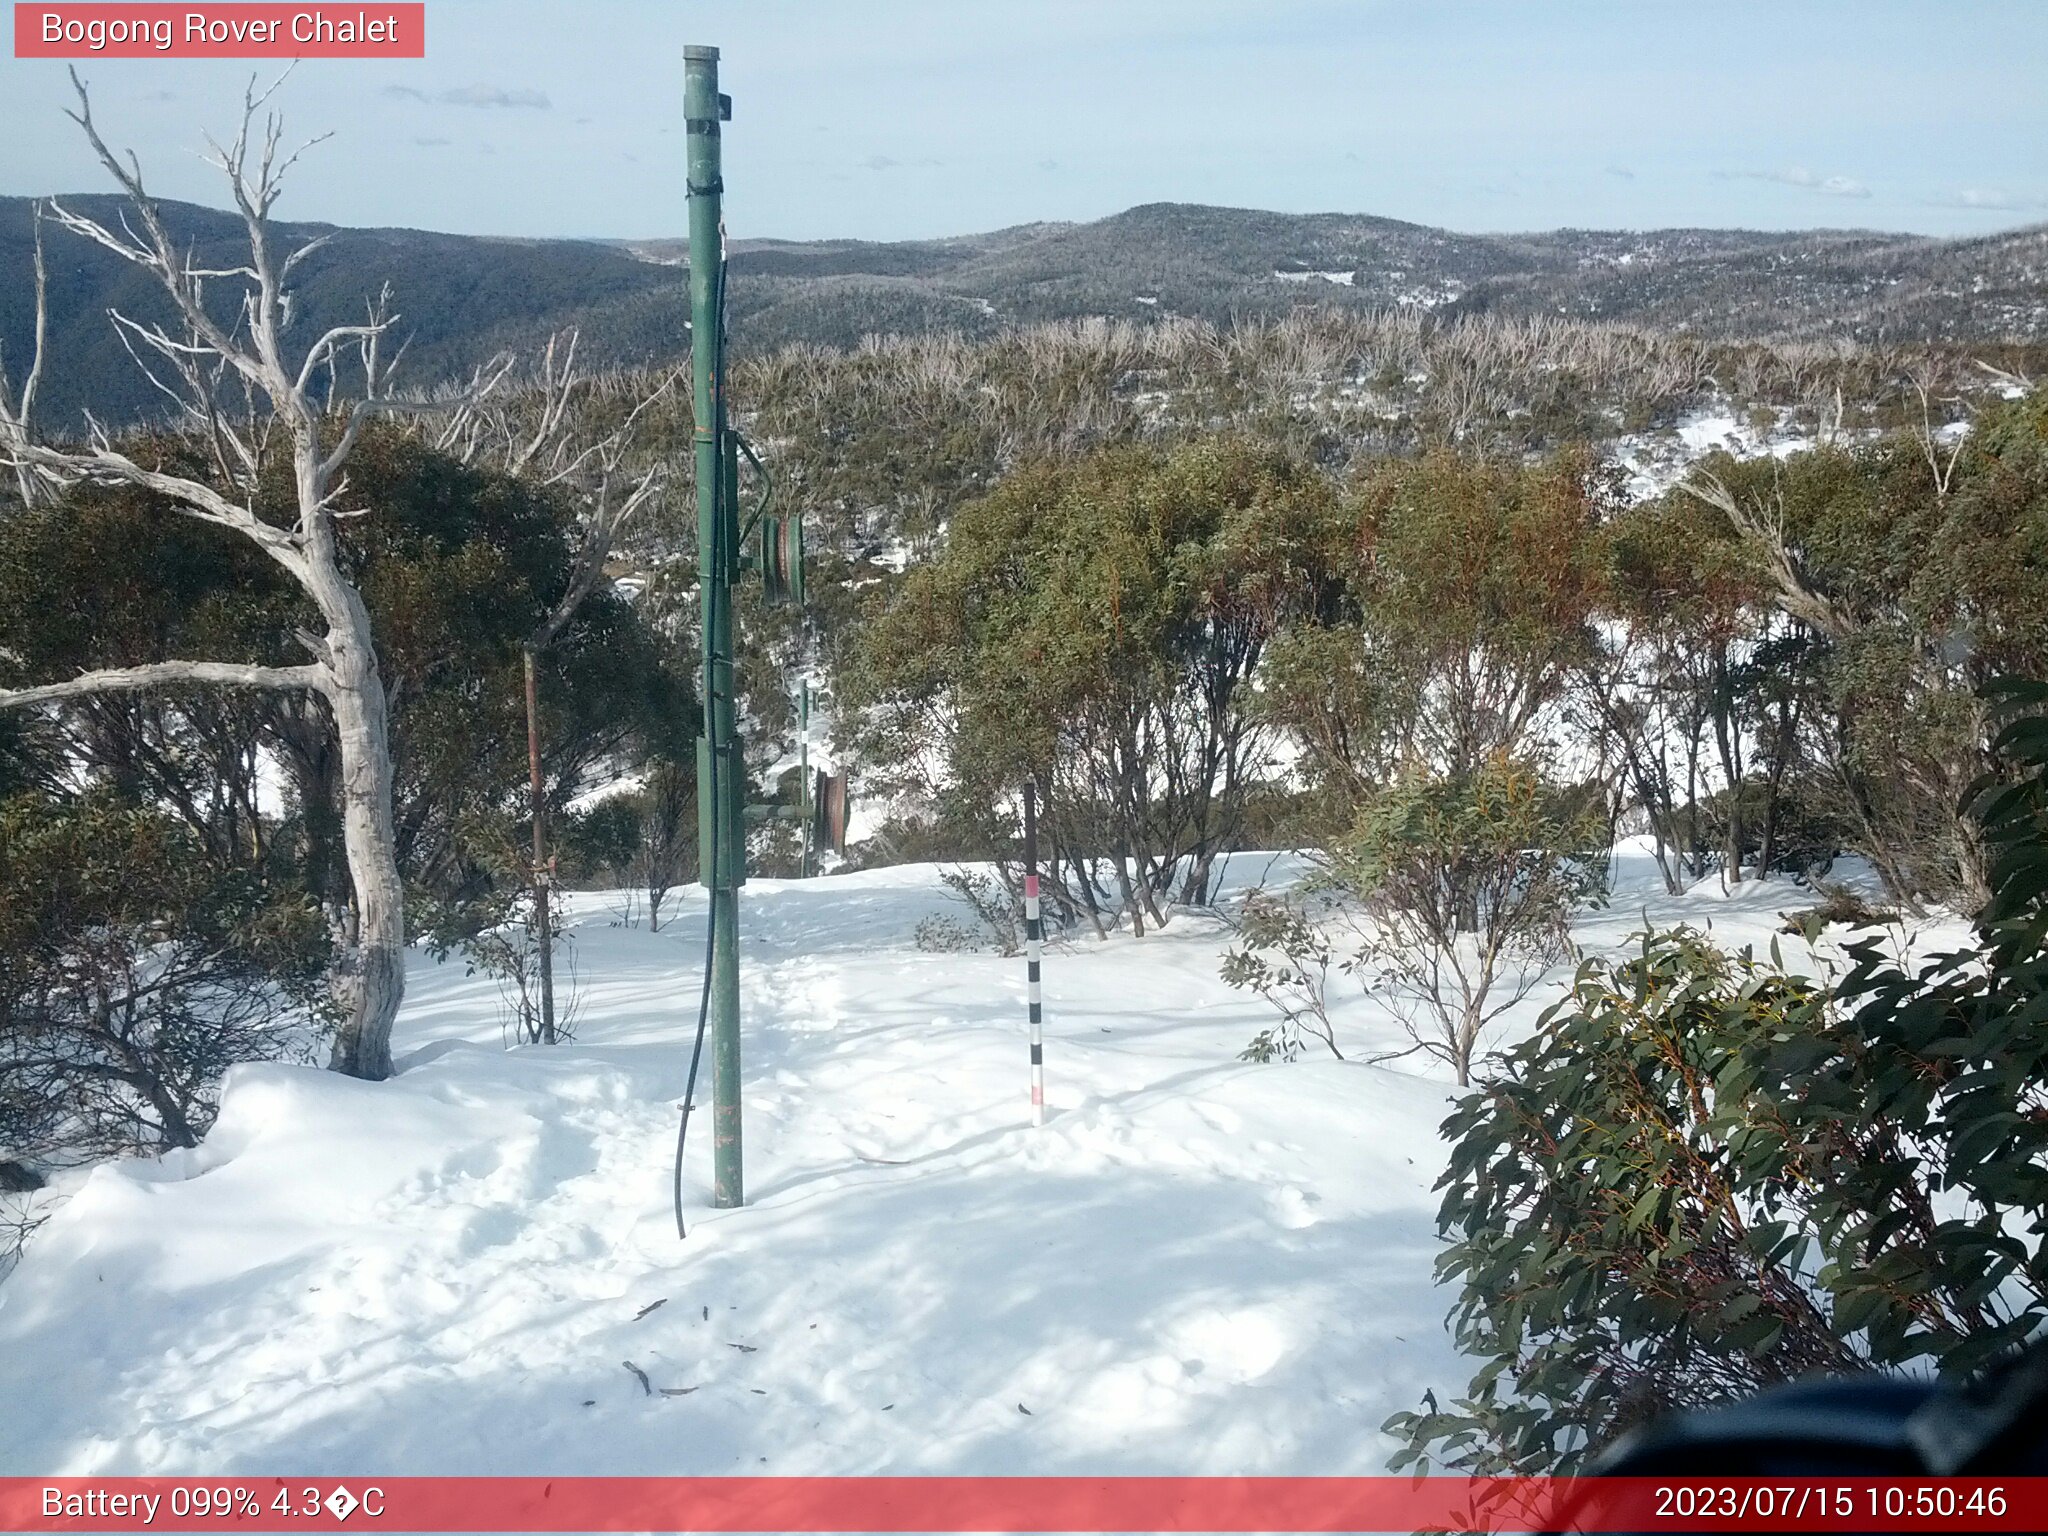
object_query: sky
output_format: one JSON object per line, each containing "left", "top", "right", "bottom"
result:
{"left": 2, "top": 0, "right": 2045, "bottom": 243}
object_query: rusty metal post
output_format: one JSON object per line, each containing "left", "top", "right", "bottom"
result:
{"left": 522, "top": 646, "right": 556, "bottom": 1045}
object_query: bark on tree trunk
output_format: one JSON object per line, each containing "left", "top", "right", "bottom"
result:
{"left": 1071, "top": 852, "right": 1111, "bottom": 941}
{"left": 1953, "top": 812, "right": 1994, "bottom": 917}
{"left": 1650, "top": 834, "right": 1681, "bottom": 895}
{"left": 1138, "top": 867, "right": 1169, "bottom": 932}
{"left": 319, "top": 604, "right": 406, "bottom": 1081}
{"left": 1758, "top": 701, "right": 1793, "bottom": 878}
{"left": 1712, "top": 651, "right": 1745, "bottom": 887}
{"left": 1113, "top": 851, "right": 1143, "bottom": 937}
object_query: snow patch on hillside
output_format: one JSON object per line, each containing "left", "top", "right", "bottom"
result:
{"left": 1611, "top": 400, "right": 1819, "bottom": 502}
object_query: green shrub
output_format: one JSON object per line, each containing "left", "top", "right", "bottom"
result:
{"left": 0, "top": 791, "right": 332, "bottom": 1162}
{"left": 1386, "top": 680, "right": 2048, "bottom": 1474}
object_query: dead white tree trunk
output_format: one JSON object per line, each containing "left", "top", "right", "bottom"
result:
{"left": 1678, "top": 471, "right": 1855, "bottom": 642}
{"left": 0, "top": 72, "right": 484, "bottom": 1080}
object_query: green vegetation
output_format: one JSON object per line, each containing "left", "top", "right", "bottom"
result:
{"left": 848, "top": 436, "right": 1333, "bottom": 931}
{"left": 1384, "top": 681, "right": 2048, "bottom": 1474}
{"left": 0, "top": 790, "right": 332, "bottom": 1160}
{"left": 0, "top": 423, "right": 689, "bottom": 1156}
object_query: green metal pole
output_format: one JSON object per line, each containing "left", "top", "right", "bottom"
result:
{"left": 686, "top": 43, "right": 743, "bottom": 1210}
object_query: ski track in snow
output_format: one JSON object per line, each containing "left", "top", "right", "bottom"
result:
{"left": 0, "top": 849, "right": 1965, "bottom": 1475}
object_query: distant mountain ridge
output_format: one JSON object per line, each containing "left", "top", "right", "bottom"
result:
{"left": 5, "top": 195, "right": 2043, "bottom": 427}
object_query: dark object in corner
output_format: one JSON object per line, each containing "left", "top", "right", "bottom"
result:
{"left": 1542, "top": 1340, "right": 2048, "bottom": 1534}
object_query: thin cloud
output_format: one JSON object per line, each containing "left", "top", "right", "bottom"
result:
{"left": 381, "top": 83, "right": 551, "bottom": 110}
{"left": 1720, "top": 165, "right": 1871, "bottom": 199}
{"left": 1929, "top": 187, "right": 2045, "bottom": 212}
{"left": 440, "top": 84, "right": 551, "bottom": 109}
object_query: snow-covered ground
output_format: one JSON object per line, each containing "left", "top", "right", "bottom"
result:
{"left": 0, "top": 847, "right": 1961, "bottom": 1476}
{"left": 1610, "top": 401, "right": 1817, "bottom": 503}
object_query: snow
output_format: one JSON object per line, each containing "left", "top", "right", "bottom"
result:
{"left": 1272, "top": 269, "right": 1356, "bottom": 286}
{"left": 1675, "top": 411, "right": 1747, "bottom": 454}
{"left": 566, "top": 765, "right": 648, "bottom": 815}
{"left": 1610, "top": 401, "right": 1819, "bottom": 503}
{"left": 867, "top": 539, "right": 915, "bottom": 575}
{"left": 0, "top": 852, "right": 1966, "bottom": 1476}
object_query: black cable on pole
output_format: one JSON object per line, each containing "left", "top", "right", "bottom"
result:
{"left": 674, "top": 250, "right": 730, "bottom": 1241}
{"left": 673, "top": 880, "right": 714, "bottom": 1240}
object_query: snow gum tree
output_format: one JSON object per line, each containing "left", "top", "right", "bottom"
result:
{"left": 1256, "top": 447, "right": 1611, "bottom": 822}
{"left": 1676, "top": 390, "right": 2048, "bottom": 914}
{"left": 1588, "top": 489, "right": 1770, "bottom": 893}
{"left": 1231, "top": 450, "right": 1609, "bottom": 1080}
{"left": 849, "top": 436, "right": 1337, "bottom": 932}
{"left": 0, "top": 76, "right": 464, "bottom": 1079}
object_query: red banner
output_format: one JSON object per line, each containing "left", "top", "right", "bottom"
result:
{"left": 13, "top": 4, "right": 424, "bottom": 58}
{"left": 2, "top": 1477, "right": 2046, "bottom": 1533}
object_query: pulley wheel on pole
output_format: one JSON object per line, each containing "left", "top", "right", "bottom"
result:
{"left": 812, "top": 769, "right": 850, "bottom": 858}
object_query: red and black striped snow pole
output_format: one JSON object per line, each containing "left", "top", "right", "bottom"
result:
{"left": 1023, "top": 776, "right": 1046, "bottom": 1127}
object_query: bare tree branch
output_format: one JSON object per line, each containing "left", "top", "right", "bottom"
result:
{"left": 1, "top": 439, "right": 307, "bottom": 575}
{"left": 1678, "top": 470, "right": 1854, "bottom": 641}
{"left": 0, "top": 660, "right": 327, "bottom": 709}
{"left": 1911, "top": 370, "right": 1965, "bottom": 501}
{"left": 1974, "top": 358, "right": 2033, "bottom": 395}
{"left": 530, "top": 465, "right": 667, "bottom": 651}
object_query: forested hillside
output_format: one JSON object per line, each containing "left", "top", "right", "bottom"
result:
{"left": 7, "top": 194, "right": 2045, "bottom": 428}
{"left": 0, "top": 196, "right": 682, "bottom": 425}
